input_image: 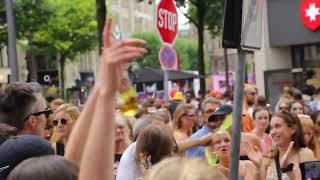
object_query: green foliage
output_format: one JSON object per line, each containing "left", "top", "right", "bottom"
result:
{"left": 0, "top": 0, "right": 55, "bottom": 49}
{"left": 132, "top": 32, "right": 162, "bottom": 69}
{"left": 174, "top": 38, "right": 197, "bottom": 70}
{"left": 33, "top": 0, "right": 98, "bottom": 59}
{"left": 132, "top": 32, "right": 197, "bottom": 70}
{"left": 0, "top": 1, "right": 7, "bottom": 47}
{"left": 184, "top": 0, "right": 224, "bottom": 37}
{"left": 15, "top": 0, "right": 55, "bottom": 41}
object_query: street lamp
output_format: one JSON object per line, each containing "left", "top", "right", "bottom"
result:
{"left": 5, "top": 0, "right": 19, "bottom": 82}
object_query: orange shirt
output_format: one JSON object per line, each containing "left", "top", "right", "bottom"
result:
{"left": 242, "top": 111, "right": 254, "bottom": 132}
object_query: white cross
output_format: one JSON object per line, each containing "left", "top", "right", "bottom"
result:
{"left": 306, "top": 3, "right": 320, "bottom": 22}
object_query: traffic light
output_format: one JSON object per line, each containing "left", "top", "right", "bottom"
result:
{"left": 222, "top": 0, "right": 243, "bottom": 49}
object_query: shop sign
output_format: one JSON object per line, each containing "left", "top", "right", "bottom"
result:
{"left": 300, "top": 0, "right": 320, "bottom": 31}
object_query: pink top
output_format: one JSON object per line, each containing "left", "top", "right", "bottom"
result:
{"left": 260, "top": 133, "right": 272, "bottom": 155}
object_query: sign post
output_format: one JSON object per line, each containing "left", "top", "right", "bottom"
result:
{"left": 222, "top": 0, "right": 263, "bottom": 179}
{"left": 5, "top": 0, "right": 19, "bottom": 82}
{"left": 157, "top": 0, "right": 178, "bottom": 101}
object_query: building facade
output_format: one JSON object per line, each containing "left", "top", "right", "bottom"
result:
{"left": 110, "top": 0, "right": 156, "bottom": 38}
{"left": 254, "top": 0, "right": 320, "bottom": 108}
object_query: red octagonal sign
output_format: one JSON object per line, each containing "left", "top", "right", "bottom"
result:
{"left": 157, "top": 0, "right": 178, "bottom": 45}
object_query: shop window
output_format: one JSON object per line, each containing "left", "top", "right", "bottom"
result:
{"left": 135, "top": 83, "right": 144, "bottom": 92}
{"left": 304, "top": 44, "right": 320, "bottom": 61}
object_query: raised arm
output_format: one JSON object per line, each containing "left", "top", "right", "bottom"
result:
{"left": 177, "top": 133, "right": 212, "bottom": 152}
{"left": 64, "top": 86, "right": 99, "bottom": 164}
{"left": 77, "top": 18, "right": 147, "bottom": 180}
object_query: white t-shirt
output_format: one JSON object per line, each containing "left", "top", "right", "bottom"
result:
{"left": 116, "top": 142, "right": 142, "bottom": 180}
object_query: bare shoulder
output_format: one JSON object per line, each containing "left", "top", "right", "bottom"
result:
{"left": 173, "top": 131, "right": 188, "bottom": 141}
{"left": 299, "top": 147, "right": 316, "bottom": 162}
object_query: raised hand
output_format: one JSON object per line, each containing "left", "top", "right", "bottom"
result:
{"left": 280, "top": 141, "right": 294, "bottom": 168}
{"left": 99, "top": 18, "right": 147, "bottom": 95}
{"left": 244, "top": 141, "right": 263, "bottom": 167}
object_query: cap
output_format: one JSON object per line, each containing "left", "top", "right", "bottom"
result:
{"left": 208, "top": 104, "right": 232, "bottom": 121}
{"left": 0, "top": 135, "right": 54, "bottom": 179}
{"left": 172, "top": 92, "right": 184, "bottom": 101}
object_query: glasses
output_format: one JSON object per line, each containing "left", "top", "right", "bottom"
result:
{"left": 24, "top": 109, "right": 52, "bottom": 121}
{"left": 248, "top": 92, "right": 256, "bottom": 96}
{"left": 52, "top": 118, "right": 68, "bottom": 126}
{"left": 208, "top": 115, "right": 225, "bottom": 122}
{"left": 279, "top": 106, "right": 289, "bottom": 111}
{"left": 183, "top": 113, "right": 196, "bottom": 118}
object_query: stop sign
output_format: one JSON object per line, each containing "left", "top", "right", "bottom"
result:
{"left": 157, "top": 0, "right": 178, "bottom": 45}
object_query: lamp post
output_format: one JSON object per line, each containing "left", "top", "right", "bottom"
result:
{"left": 5, "top": 0, "right": 19, "bottom": 82}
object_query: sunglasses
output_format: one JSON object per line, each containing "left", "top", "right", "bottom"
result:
{"left": 183, "top": 113, "right": 196, "bottom": 118}
{"left": 249, "top": 92, "right": 256, "bottom": 96}
{"left": 208, "top": 115, "right": 225, "bottom": 122}
{"left": 24, "top": 109, "right": 52, "bottom": 121}
{"left": 52, "top": 118, "right": 68, "bottom": 126}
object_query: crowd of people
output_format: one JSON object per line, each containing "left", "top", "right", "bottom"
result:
{"left": 1, "top": 19, "right": 320, "bottom": 180}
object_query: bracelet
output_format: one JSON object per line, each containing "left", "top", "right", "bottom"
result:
{"left": 281, "top": 163, "right": 294, "bottom": 173}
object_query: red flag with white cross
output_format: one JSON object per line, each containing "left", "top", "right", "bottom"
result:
{"left": 300, "top": 0, "right": 320, "bottom": 31}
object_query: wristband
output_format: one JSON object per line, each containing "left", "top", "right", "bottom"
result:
{"left": 281, "top": 163, "right": 294, "bottom": 173}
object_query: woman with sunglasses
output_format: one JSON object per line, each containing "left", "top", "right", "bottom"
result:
{"left": 276, "top": 100, "right": 290, "bottom": 112}
{"left": 172, "top": 104, "right": 195, "bottom": 146}
{"left": 51, "top": 104, "right": 80, "bottom": 156}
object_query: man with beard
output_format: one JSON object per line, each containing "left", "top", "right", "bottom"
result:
{"left": 187, "top": 98, "right": 227, "bottom": 157}
{"left": 242, "top": 84, "right": 257, "bottom": 132}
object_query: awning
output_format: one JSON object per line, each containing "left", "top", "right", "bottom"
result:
{"left": 131, "top": 68, "right": 198, "bottom": 83}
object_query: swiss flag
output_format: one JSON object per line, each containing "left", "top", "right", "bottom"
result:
{"left": 300, "top": 0, "right": 320, "bottom": 31}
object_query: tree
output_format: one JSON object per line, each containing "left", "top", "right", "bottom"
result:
{"left": 132, "top": 32, "right": 197, "bottom": 70}
{"left": 137, "top": 0, "right": 224, "bottom": 90}
{"left": 132, "top": 32, "right": 162, "bottom": 68}
{"left": 177, "top": 0, "right": 224, "bottom": 91}
{"left": 174, "top": 38, "right": 198, "bottom": 70}
{"left": 0, "top": 1, "right": 7, "bottom": 48}
{"left": 14, "top": 0, "right": 55, "bottom": 81}
{"left": 34, "top": 0, "right": 98, "bottom": 98}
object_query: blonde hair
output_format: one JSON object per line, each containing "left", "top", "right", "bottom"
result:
{"left": 299, "top": 115, "right": 320, "bottom": 159}
{"left": 51, "top": 104, "right": 80, "bottom": 142}
{"left": 210, "top": 131, "right": 230, "bottom": 148}
{"left": 144, "top": 157, "right": 224, "bottom": 180}
{"left": 172, "top": 103, "right": 194, "bottom": 136}
{"left": 53, "top": 104, "right": 80, "bottom": 122}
